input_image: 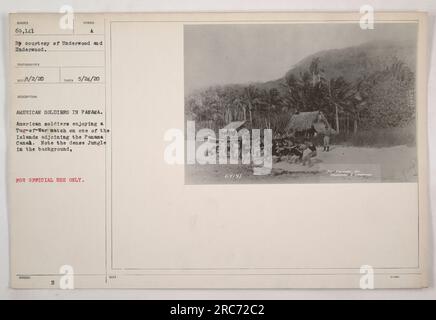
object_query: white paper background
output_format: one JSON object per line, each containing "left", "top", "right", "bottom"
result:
{"left": 0, "top": 0, "right": 435, "bottom": 299}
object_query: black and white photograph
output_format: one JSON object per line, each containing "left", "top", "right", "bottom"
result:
{"left": 184, "top": 23, "right": 418, "bottom": 184}
{"left": 2, "top": 6, "right": 434, "bottom": 299}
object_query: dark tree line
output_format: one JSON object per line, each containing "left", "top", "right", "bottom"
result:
{"left": 185, "top": 57, "right": 415, "bottom": 138}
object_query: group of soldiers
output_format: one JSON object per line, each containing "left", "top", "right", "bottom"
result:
{"left": 273, "top": 132, "right": 331, "bottom": 166}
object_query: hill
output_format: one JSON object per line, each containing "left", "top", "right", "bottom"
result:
{"left": 255, "top": 39, "right": 416, "bottom": 94}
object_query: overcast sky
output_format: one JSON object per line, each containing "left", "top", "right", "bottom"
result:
{"left": 184, "top": 23, "right": 417, "bottom": 94}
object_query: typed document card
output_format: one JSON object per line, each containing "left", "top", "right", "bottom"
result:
{"left": 8, "top": 12, "right": 429, "bottom": 288}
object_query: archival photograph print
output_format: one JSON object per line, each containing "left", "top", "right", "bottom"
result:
{"left": 184, "top": 23, "right": 418, "bottom": 184}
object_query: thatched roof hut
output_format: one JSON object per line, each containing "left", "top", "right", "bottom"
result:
{"left": 286, "top": 111, "right": 333, "bottom": 135}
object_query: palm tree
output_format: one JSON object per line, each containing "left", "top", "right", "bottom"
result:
{"left": 309, "top": 57, "right": 321, "bottom": 86}
{"left": 261, "top": 88, "right": 282, "bottom": 129}
{"left": 243, "top": 85, "right": 263, "bottom": 127}
{"left": 282, "top": 73, "right": 303, "bottom": 112}
{"left": 325, "top": 77, "right": 356, "bottom": 134}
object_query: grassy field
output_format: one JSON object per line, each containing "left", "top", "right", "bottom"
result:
{"left": 185, "top": 145, "right": 417, "bottom": 184}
